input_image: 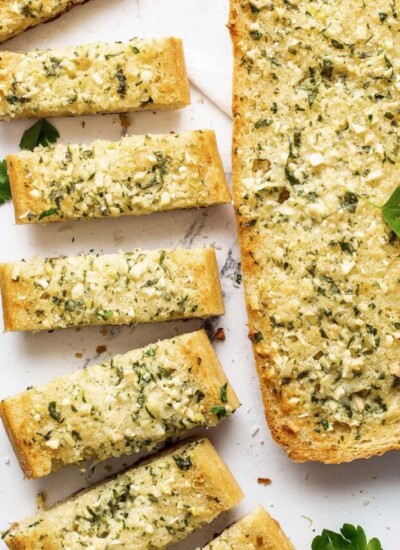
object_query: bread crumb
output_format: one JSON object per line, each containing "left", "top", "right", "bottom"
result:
{"left": 75, "top": 352, "right": 83, "bottom": 359}
{"left": 4, "top": 458, "right": 10, "bottom": 465}
{"left": 257, "top": 477, "right": 272, "bottom": 486}
{"left": 96, "top": 345, "right": 107, "bottom": 354}
{"left": 214, "top": 328, "right": 226, "bottom": 341}
{"left": 363, "top": 498, "right": 371, "bottom": 507}
{"left": 100, "top": 328, "right": 108, "bottom": 336}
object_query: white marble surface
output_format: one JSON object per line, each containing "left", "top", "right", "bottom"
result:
{"left": 0, "top": 1, "right": 398, "bottom": 549}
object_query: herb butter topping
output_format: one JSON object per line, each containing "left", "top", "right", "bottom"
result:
{"left": 2, "top": 248, "right": 224, "bottom": 331}
{"left": 233, "top": 0, "right": 400, "bottom": 449}
{"left": 2, "top": 331, "right": 236, "bottom": 477}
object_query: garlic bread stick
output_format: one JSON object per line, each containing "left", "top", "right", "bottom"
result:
{"left": 7, "top": 130, "right": 230, "bottom": 224}
{"left": 0, "top": 330, "right": 239, "bottom": 479}
{"left": 0, "top": 37, "right": 190, "bottom": 119}
{"left": 3, "top": 438, "right": 244, "bottom": 549}
{"left": 0, "top": 248, "right": 224, "bottom": 332}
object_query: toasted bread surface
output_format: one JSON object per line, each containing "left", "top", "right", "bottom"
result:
{"left": 200, "top": 505, "right": 294, "bottom": 550}
{"left": 7, "top": 130, "right": 230, "bottom": 224}
{"left": 0, "top": 0, "right": 90, "bottom": 43}
{"left": 230, "top": 0, "right": 400, "bottom": 462}
{"left": 0, "top": 248, "right": 224, "bottom": 332}
{"left": 0, "top": 330, "right": 239, "bottom": 479}
{"left": 0, "top": 38, "right": 190, "bottom": 119}
{"left": 3, "top": 438, "right": 244, "bottom": 549}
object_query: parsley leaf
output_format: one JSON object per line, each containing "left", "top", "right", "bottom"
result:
{"left": 39, "top": 207, "right": 58, "bottom": 221}
{"left": 220, "top": 383, "right": 228, "bottom": 403}
{"left": 381, "top": 186, "right": 400, "bottom": 237}
{"left": 172, "top": 454, "right": 192, "bottom": 470}
{"left": 312, "top": 524, "right": 383, "bottom": 550}
{"left": 19, "top": 119, "right": 60, "bottom": 151}
{"left": 0, "top": 160, "right": 11, "bottom": 205}
{"left": 48, "top": 401, "right": 63, "bottom": 423}
{"left": 211, "top": 405, "right": 227, "bottom": 419}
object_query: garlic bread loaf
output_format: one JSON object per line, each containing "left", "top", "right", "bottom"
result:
{"left": 200, "top": 506, "right": 294, "bottom": 550}
{"left": 7, "top": 130, "right": 230, "bottom": 224}
{"left": 2, "top": 438, "right": 244, "bottom": 549}
{"left": 230, "top": 0, "right": 400, "bottom": 462}
{"left": 0, "top": 38, "right": 190, "bottom": 120}
{"left": 0, "top": 248, "right": 224, "bottom": 332}
{"left": 0, "top": 0, "right": 90, "bottom": 43}
{"left": 0, "top": 330, "right": 239, "bottom": 479}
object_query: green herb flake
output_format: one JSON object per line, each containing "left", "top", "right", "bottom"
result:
{"left": 99, "top": 310, "right": 113, "bottom": 320}
{"left": 172, "top": 454, "right": 192, "bottom": 470}
{"left": 255, "top": 118, "right": 272, "bottom": 129}
{"left": 220, "top": 383, "right": 228, "bottom": 403}
{"left": 331, "top": 39, "right": 345, "bottom": 49}
{"left": 249, "top": 30, "right": 263, "bottom": 40}
{"left": 211, "top": 405, "right": 227, "bottom": 419}
{"left": 39, "top": 207, "right": 58, "bottom": 221}
{"left": 48, "top": 401, "right": 63, "bottom": 423}
{"left": 195, "top": 389, "right": 206, "bottom": 403}
{"left": 20, "top": 119, "right": 59, "bottom": 151}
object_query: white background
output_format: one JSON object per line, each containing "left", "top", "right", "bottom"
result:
{"left": 0, "top": 1, "right": 398, "bottom": 548}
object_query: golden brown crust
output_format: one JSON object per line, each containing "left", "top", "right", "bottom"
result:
{"left": 0, "top": 38, "right": 190, "bottom": 120}
{"left": 201, "top": 505, "right": 295, "bottom": 549}
{"left": 0, "top": 400, "right": 38, "bottom": 479}
{"left": 0, "top": 264, "right": 16, "bottom": 332}
{"left": 7, "top": 130, "right": 231, "bottom": 225}
{"left": 3, "top": 438, "right": 244, "bottom": 549}
{"left": 190, "top": 330, "right": 240, "bottom": 413}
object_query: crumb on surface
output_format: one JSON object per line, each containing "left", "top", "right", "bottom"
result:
{"left": 214, "top": 328, "right": 226, "bottom": 341}
{"left": 96, "top": 345, "right": 107, "bottom": 354}
{"left": 75, "top": 352, "right": 83, "bottom": 359}
{"left": 257, "top": 477, "right": 272, "bottom": 486}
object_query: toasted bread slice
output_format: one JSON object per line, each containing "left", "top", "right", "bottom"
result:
{"left": 0, "top": 0, "right": 90, "bottom": 43}
{"left": 0, "top": 330, "right": 239, "bottom": 479}
{"left": 7, "top": 130, "right": 230, "bottom": 224}
{"left": 0, "top": 248, "right": 224, "bottom": 332}
{"left": 0, "top": 38, "right": 190, "bottom": 119}
{"left": 200, "top": 505, "right": 294, "bottom": 549}
{"left": 2, "top": 438, "right": 244, "bottom": 549}
{"left": 230, "top": 0, "right": 400, "bottom": 462}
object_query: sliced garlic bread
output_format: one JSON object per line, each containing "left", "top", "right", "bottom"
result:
{"left": 7, "top": 130, "right": 230, "bottom": 224}
{"left": 201, "top": 505, "right": 294, "bottom": 549}
{"left": 0, "top": 330, "right": 239, "bottom": 479}
{"left": 0, "top": 38, "right": 190, "bottom": 119}
{"left": 0, "top": 0, "right": 90, "bottom": 43}
{"left": 0, "top": 248, "right": 224, "bottom": 332}
{"left": 2, "top": 438, "right": 244, "bottom": 549}
{"left": 230, "top": 0, "right": 400, "bottom": 462}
